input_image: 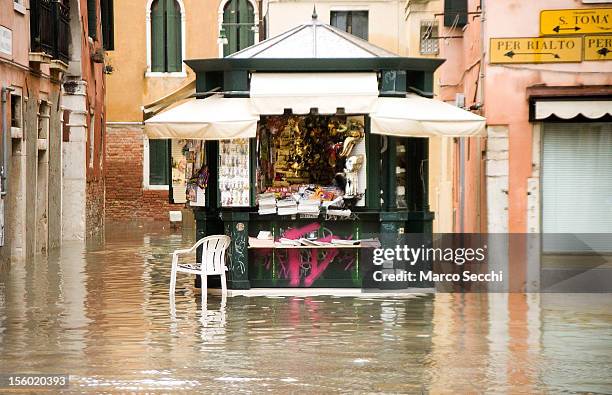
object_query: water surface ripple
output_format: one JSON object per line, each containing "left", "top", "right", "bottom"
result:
{"left": 0, "top": 223, "right": 611, "bottom": 393}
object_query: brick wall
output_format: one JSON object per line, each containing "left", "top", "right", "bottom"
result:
{"left": 105, "top": 125, "right": 183, "bottom": 221}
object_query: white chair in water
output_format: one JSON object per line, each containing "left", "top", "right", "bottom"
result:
{"left": 170, "top": 235, "right": 231, "bottom": 304}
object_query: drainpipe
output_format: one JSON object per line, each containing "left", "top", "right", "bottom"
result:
{"left": 478, "top": 0, "right": 486, "bottom": 232}
{"left": 459, "top": 138, "right": 465, "bottom": 233}
{"left": 478, "top": 0, "right": 486, "bottom": 108}
{"left": 1, "top": 86, "right": 14, "bottom": 196}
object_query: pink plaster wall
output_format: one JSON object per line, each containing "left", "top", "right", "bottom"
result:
{"left": 440, "top": 0, "right": 612, "bottom": 233}
{"left": 439, "top": 0, "right": 486, "bottom": 232}
{"left": 485, "top": 0, "right": 611, "bottom": 232}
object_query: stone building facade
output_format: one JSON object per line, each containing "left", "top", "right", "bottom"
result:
{"left": 104, "top": 0, "right": 261, "bottom": 222}
{"left": 0, "top": 0, "right": 108, "bottom": 266}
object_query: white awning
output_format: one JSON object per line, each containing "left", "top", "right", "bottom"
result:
{"left": 249, "top": 72, "right": 379, "bottom": 115}
{"left": 144, "top": 95, "right": 259, "bottom": 140}
{"left": 370, "top": 95, "right": 486, "bottom": 137}
{"left": 534, "top": 100, "right": 612, "bottom": 120}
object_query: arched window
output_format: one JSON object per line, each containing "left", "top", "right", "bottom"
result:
{"left": 222, "top": 0, "right": 255, "bottom": 56}
{"left": 150, "top": 0, "right": 182, "bottom": 72}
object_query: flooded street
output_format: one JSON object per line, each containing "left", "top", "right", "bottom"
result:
{"left": 0, "top": 224, "right": 611, "bottom": 393}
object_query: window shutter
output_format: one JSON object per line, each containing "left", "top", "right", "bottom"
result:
{"left": 237, "top": 0, "right": 255, "bottom": 51}
{"left": 150, "top": 0, "right": 165, "bottom": 71}
{"left": 87, "top": 0, "right": 97, "bottom": 38}
{"left": 444, "top": 0, "right": 467, "bottom": 27}
{"left": 223, "top": 0, "right": 239, "bottom": 56}
{"left": 165, "top": 0, "right": 182, "bottom": 72}
{"left": 149, "top": 139, "right": 170, "bottom": 185}
{"left": 101, "top": 0, "right": 114, "bottom": 50}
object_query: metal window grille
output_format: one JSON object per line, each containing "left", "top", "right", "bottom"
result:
{"left": 420, "top": 20, "right": 439, "bottom": 55}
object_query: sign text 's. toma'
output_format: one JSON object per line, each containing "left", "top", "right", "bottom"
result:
{"left": 540, "top": 8, "right": 612, "bottom": 35}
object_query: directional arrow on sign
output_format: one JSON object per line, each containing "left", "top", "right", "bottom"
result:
{"left": 597, "top": 47, "right": 611, "bottom": 57}
{"left": 504, "top": 51, "right": 561, "bottom": 59}
{"left": 552, "top": 25, "right": 581, "bottom": 33}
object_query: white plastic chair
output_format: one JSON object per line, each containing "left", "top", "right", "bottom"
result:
{"left": 170, "top": 235, "right": 231, "bottom": 305}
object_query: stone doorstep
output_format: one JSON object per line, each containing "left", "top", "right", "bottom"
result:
{"left": 201, "top": 288, "right": 432, "bottom": 298}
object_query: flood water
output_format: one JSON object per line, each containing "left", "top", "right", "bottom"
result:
{"left": 0, "top": 223, "right": 611, "bottom": 393}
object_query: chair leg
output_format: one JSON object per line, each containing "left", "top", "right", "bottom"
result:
{"left": 201, "top": 274, "right": 207, "bottom": 307}
{"left": 169, "top": 293, "right": 177, "bottom": 318}
{"left": 170, "top": 267, "right": 177, "bottom": 296}
{"left": 221, "top": 272, "right": 227, "bottom": 297}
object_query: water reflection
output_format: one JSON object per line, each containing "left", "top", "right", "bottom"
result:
{"left": 0, "top": 223, "right": 610, "bottom": 393}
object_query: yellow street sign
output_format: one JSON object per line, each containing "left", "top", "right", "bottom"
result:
{"left": 584, "top": 35, "right": 612, "bottom": 60}
{"left": 540, "top": 8, "right": 612, "bottom": 35}
{"left": 490, "top": 37, "right": 582, "bottom": 64}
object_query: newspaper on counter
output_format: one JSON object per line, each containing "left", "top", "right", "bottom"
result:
{"left": 258, "top": 193, "right": 277, "bottom": 215}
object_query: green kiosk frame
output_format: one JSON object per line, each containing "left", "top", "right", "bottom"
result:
{"left": 184, "top": 55, "right": 443, "bottom": 290}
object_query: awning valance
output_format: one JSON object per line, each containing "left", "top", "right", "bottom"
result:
{"left": 145, "top": 91, "right": 487, "bottom": 140}
{"left": 144, "top": 95, "right": 259, "bottom": 140}
{"left": 249, "top": 72, "right": 379, "bottom": 115}
{"left": 534, "top": 100, "right": 612, "bottom": 120}
{"left": 370, "top": 95, "right": 486, "bottom": 137}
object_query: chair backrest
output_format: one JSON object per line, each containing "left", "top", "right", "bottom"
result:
{"left": 198, "top": 235, "right": 231, "bottom": 275}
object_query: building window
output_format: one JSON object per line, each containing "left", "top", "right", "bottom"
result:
{"left": 151, "top": 0, "right": 182, "bottom": 72}
{"left": 38, "top": 101, "right": 50, "bottom": 140}
{"left": 330, "top": 11, "right": 368, "bottom": 41}
{"left": 87, "top": 0, "right": 97, "bottom": 39}
{"left": 222, "top": 0, "right": 255, "bottom": 56}
{"left": 420, "top": 20, "right": 439, "bottom": 55}
{"left": 444, "top": 0, "right": 467, "bottom": 27}
{"left": 101, "top": 0, "right": 114, "bottom": 50}
{"left": 149, "top": 139, "right": 170, "bottom": 185}
{"left": 10, "top": 93, "right": 22, "bottom": 130}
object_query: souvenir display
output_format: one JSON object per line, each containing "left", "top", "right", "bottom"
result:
{"left": 255, "top": 114, "right": 365, "bottom": 215}
{"left": 256, "top": 185, "right": 343, "bottom": 216}
{"left": 344, "top": 154, "right": 364, "bottom": 197}
{"left": 219, "top": 138, "right": 250, "bottom": 207}
{"left": 175, "top": 114, "right": 365, "bottom": 214}
{"left": 396, "top": 141, "right": 408, "bottom": 208}
{"left": 182, "top": 140, "right": 206, "bottom": 206}
{"left": 171, "top": 140, "right": 188, "bottom": 204}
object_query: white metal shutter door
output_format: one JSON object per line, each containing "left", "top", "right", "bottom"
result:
{"left": 542, "top": 122, "right": 612, "bottom": 252}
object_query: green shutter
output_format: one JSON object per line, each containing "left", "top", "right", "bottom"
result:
{"left": 223, "top": 0, "right": 255, "bottom": 56}
{"left": 238, "top": 0, "right": 255, "bottom": 50}
{"left": 223, "top": 0, "right": 238, "bottom": 56}
{"left": 166, "top": 0, "right": 182, "bottom": 72}
{"left": 151, "top": 0, "right": 165, "bottom": 71}
{"left": 150, "top": 139, "right": 170, "bottom": 185}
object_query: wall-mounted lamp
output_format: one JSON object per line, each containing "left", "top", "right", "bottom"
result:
{"left": 217, "top": 27, "right": 228, "bottom": 45}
